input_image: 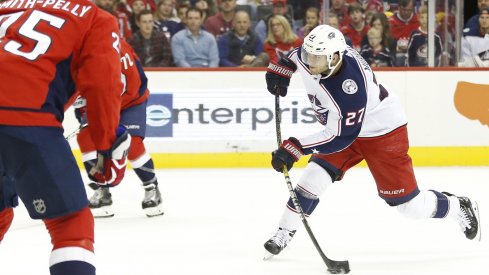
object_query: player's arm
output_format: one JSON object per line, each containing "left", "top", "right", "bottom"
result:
{"left": 265, "top": 49, "right": 300, "bottom": 97}
{"left": 75, "top": 11, "right": 129, "bottom": 187}
{"left": 76, "top": 11, "right": 123, "bottom": 151}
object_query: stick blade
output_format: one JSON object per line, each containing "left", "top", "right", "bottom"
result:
{"left": 327, "top": 260, "right": 350, "bottom": 274}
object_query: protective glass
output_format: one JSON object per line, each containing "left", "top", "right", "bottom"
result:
{"left": 300, "top": 46, "right": 328, "bottom": 68}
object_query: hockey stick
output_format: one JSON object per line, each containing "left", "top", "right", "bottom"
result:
{"left": 274, "top": 94, "right": 350, "bottom": 274}
{"left": 64, "top": 122, "right": 88, "bottom": 141}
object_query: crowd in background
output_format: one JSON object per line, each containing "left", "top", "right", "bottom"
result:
{"left": 96, "top": 0, "right": 489, "bottom": 68}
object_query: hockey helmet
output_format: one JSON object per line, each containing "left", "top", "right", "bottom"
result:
{"left": 301, "top": 25, "right": 347, "bottom": 77}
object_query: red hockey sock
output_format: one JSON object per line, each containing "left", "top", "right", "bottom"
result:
{"left": 0, "top": 208, "right": 14, "bottom": 242}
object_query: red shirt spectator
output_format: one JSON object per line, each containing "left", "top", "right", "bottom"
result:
{"left": 204, "top": 0, "right": 237, "bottom": 39}
{"left": 389, "top": 0, "right": 420, "bottom": 54}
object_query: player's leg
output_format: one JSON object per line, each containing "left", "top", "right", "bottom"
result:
{"left": 1, "top": 126, "right": 96, "bottom": 274}
{"left": 0, "top": 208, "right": 14, "bottom": 242}
{"left": 121, "top": 102, "right": 163, "bottom": 217}
{"left": 0, "top": 131, "right": 19, "bottom": 242}
{"left": 77, "top": 127, "right": 114, "bottom": 218}
{"left": 362, "top": 125, "right": 481, "bottom": 241}
{"left": 128, "top": 136, "right": 163, "bottom": 217}
{"left": 264, "top": 146, "right": 364, "bottom": 256}
{"left": 44, "top": 207, "right": 95, "bottom": 275}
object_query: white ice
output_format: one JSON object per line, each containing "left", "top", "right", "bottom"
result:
{"left": 1, "top": 167, "right": 488, "bottom": 275}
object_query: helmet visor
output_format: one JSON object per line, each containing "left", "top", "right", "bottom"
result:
{"left": 300, "top": 46, "right": 328, "bottom": 68}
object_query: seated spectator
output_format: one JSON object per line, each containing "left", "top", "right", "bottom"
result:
{"left": 154, "top": 0, "right": 185, "bottom": 40}
{"left": 255, "top": 0, "right": 296, "bottom": 44}
{"left": 128, "top": 0, "right": 149, "bottom": 34}
{"left": 176, "top": 2, "right": 191, "bottom": 25}
{"left": 195, "top": 0, "right": 211, "bottom": 21}
{"left": 361, "top": 27, "right": 394, "bottom": 67}
{"left": 129, "top": 10, "right": 173, "bottom": 67}
{"left": 263, "top": 14, "right": 302, "bottom": 64}
{"left": 171, "top": 8, "right": 220, "bottom": 67}
{"left": 218, "top": 10, "right": 267, "bottom": 67}
{"left": 464, "top": 0, "right": 489, "bottom": 32}
{"left": 95, "top": 0, "right": 133, "bottom": 40}
{"left": 331, "top": 0, "right": 351, "bottom": 28}
{"left": 460, "top": 7, "right": 489, "bottom": 67}
{"left": 406, "top": 5, "right": 442, "bottom": 67}
{"left": 361, "top": 12, "right": 396, "bottom": 57}
{"left": 297, "top": 7, "right": 320, "bottom": 39}
{"left": 388, "top": 0, "right": 420, "bottom": 66}
{"left": 204, "top": 0, "right": 238, "bottom": 39}
{"left": 341, "top": 3, "right": 369, "bottom": 51}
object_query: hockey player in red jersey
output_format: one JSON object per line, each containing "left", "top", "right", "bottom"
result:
{"left": 0, "top": 1, "right": 130, "bottom": 274}
{"left": 74, "top": 39, "right": 164, "bottom": 218}
{"left": 263, "top": 25, "right": 481, "bottom": 259}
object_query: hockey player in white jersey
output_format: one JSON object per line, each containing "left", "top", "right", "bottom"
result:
{"left": 263, "top": 25, "right": 481, "bottom": 257}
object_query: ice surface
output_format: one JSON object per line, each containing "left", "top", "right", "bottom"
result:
{"left": 1, "top": 167, "right": 488, "bottom": 275}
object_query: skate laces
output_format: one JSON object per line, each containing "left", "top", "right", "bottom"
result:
{"left": 270, "top": 228, "right": 294, "bottom": 248}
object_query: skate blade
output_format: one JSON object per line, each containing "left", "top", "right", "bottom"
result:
{"left": 473, "top": 200, "right": 482, "bottom": 242}
{"left": 90, "top": 206, "right": 114, "bottom": 218}
{"left": 263, "top": 251, "right": 275, "bottom": 261}
{"left": 144, "top": 204, "right": 164, "bottom": 217}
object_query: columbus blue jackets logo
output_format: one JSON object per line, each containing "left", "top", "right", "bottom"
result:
{"left": 328, "top": 32, "right": 335, "bottom": 39}
{"left": 342, "top": 79, "right": 358, "bottom": 94}
{"left": 308, "top": 94, "right": 329, "bottom": 125}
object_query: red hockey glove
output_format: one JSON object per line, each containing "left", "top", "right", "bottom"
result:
{"left": 266, "top": 57, "right": 297, "bottom": 97}
{"left": 89, "top": 125, "right": 131, "bottom": 187}
{"left": 271, "top": 137, "right": 303, "bottom": 172}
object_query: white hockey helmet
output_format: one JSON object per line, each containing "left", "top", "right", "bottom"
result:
{"left": 301, "top": 25, "right": 347, "bottom": 77}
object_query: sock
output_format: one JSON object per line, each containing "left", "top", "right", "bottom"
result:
{"left": 49, "top": 247, "right": 95, "bottom": 275}
{"left": 133, "top": 158, "right": 158, "bottom": 187}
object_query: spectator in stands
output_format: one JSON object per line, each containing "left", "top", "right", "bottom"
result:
{"left": 205, "top": 0, "right": 238, "bottom": 39}
{"left": 328, "top": 12, "right": 353, "bottom": 47}
{"left": 361, "top": 27, "right": 394, "bottom": 67}
{"left": 361, "top": 12, "right": 396, "bottom": 57}
{"left": 95, "top": 0, "right": 133, "bottom": 40}
{"left": 218, "top": 10, "right": 268, "bottom": 67}
{"left": 154, "top": 0, "right": 185, "bottom": 40}
{"left": 406, "top": 5, "right": 442, "bottom": 67}
{"left": 171, "top": 7, "right": 220, "bottom": 67}
{"left": 464, "top": 0, "right": 489, "bottom": 32}
{"left": 297, "top": 7, "right": 320, "bottom": 39}
{"left": 263, "top": 14, "right": 302, "bottom": 64}
{"left": 389, "top": 0, "right": 420, "bottom": 66}
{"left": 128, "top": 0, "right": 149, "bottom": 34}
{"left": 341, "top": 3, "right": 369, "bottom": 51}
{"left": 195, "top": 0, "right": 211, "bottom": 21}
{"left": 130, "top": 10, "right": 173, "bottom": 67}
{"left": 331, "top": 0, "right": 350, "bottom": 28}
{"left": 255, "top": 0, "right": 296, "bottom": 44}
{"left": 460, "top": 8, "right": 489, "bottom": 67}
{"left": 177, "top": 2, "right": 191, "bottom": 26}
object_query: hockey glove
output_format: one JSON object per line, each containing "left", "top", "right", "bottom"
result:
{"left": 89, "top": 125, "right": 131, "bottom": 187}
{"left": 271, "top": 137, "right": 304, "bottom": 172}
{"left": 266, "top": 57, "right": 297, "bottom": 97}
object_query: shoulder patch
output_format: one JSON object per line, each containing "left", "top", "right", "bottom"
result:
{"left": 342, "top": 79, "right": 358, "bottom": 95}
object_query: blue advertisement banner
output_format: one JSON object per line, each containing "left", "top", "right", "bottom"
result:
{"left": 146, "top": 93, "right": 173, "bottom": 137}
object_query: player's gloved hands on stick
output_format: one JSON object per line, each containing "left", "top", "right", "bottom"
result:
{"left": 266, "top": 57, "right": 297, "bottom": 97}
{"left": 89, "top": 125, "right": 131, "bottom": 187}
{"left": 272, "top": 137, "right": 304, "bottom": 172}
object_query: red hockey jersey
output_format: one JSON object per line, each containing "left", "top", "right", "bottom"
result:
{"left": 0, "top": 0, "right": 123, "bottom": 151}
{"left": 120, "top": 39, "right": 149, "bottom": 110}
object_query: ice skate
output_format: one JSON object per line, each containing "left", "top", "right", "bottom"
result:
{"left": 443, "top": 192, "right": 481, "bottom": 241}
{"left": 142, "top": 184, "right": 164, "bottom": 217}
{"left": 263, "top": 227, "right": 296, "bottom": 260}
{"left": 88, "top": 186, "right": 114, "bottom": 218}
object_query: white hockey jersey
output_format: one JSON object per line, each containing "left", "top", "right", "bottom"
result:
{"left": 288, "top": 46, "right": 407, "bottom": 155}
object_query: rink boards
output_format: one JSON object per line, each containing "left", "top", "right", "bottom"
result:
{"left": 64, "top": 68, "right": 489, "bottom": 167}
